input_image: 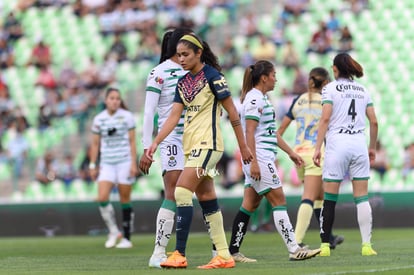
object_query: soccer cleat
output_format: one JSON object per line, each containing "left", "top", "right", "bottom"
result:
{"left": 319, "top": 243, "right": 331, "bottom": 257}
{"left": 160, "top": 250, "right": 187, "bottom": 268}
{"left": 115, "top": 238, "right": 133, "bottom": 248}
{"left": 105, "top": 232, "right": 122, "bottom": 248}
{"left": 197, "top": 255, "right": 235, "bottom": 269}
{"left": 232, "top": 252, "right": 257, "bottom": 263}
{"left": 362, "top": 243, "right": 377, "bottom": 256}
{"left": 289, "top": 247, "right": 321, "bottom": 261}
{"left": 330, "top": 235, "right": 345, "bottom": 249}
{"left": 149, "top": 254, "right": 167, "bottom": 268}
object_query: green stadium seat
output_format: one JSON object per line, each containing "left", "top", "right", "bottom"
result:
{"left": 208, "top": 7, "right": 230, "bottom": 27}
{"left": 0, "top": 163, "right": 11, "bottom": 180}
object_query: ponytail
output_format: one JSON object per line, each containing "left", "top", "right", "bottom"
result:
{"left": 333, "top": 53, "right": 363, "bottom": 80}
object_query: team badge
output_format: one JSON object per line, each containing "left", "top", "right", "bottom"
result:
{"left": 168, "top": 156, "right": 177, "bottom": 167}
{"left": 155, "top": 76, "right": 164, "bottom": 84}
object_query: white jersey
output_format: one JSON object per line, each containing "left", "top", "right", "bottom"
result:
{"left": 241, "top": 88, "right": 277, "bottom": 154}
{"left": 322, "top": 78, "right": 373, "bottom": 141}
{"left": 142, "top": 59, "right": 186, "bottom": 149}
{"left": 91, "top": 108, "right": 135, "bottom": 164}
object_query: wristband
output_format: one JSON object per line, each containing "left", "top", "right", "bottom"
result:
{"left": 89, "top": 162, "right": 96, "bottom": 169}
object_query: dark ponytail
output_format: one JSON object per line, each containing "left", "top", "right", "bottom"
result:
{"left": 333, "top": 53, "right": 363, "bottom": 80}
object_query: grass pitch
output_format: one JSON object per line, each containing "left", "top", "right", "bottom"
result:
{"left": 0, "top": 228, "right": 413, "bottom": 275}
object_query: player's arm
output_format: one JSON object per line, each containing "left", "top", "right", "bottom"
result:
{"left": 221, "top": 96, "right": 253, "bottom": 164}
{"left": 128, "top": 127, "right": 137, "bottom": 177}
{"left": 89, "top": 133, "right": 100, "bottom": 180}
{"left": 277, "top": 116, "right": 293, "bottom": 136}
{"left": 313, "top": 103, "right": 332, "bottom": 167}
{"left": 276, "top": 131, "right": 304, "bottom": 167}
{"left": 366, "top": 105, "right": 378, "bottom": 163}
{"left": 244, "top": 118, "right": 261, "bottom": 181}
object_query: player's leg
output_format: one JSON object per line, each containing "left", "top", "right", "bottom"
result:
{"left": 229, "top": 187, "right": 261, "bottom": 262}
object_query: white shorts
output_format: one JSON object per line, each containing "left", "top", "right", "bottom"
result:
{"left": 98, "top": 161, "right": 134, "bottom": 185}
{"left": 323, "top": 135, "right": 370, "bottom": 182}
{"left": 159, "top": 137, "right": 185, "bottom": 174}
{"left": 242, "top": 150, "right": 282, "bottom": 195}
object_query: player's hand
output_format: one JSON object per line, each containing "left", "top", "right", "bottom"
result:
{"left": 368, "top": 148, "right": 376, "bottom": 164}
{"left": 289, "top": 152, "right": 304, "bottom": 168}
{"left": 250, "top": 160, "right": 261, "bottom": 181}
{"left": 89, "top": 167, "right": 98, "bottom": 181}
{"left": 139, "top": 149, "right": 153, "bottom": 174}
{"left": 145, "top": 142, "right": 158, "bottom": 162}
{"left": 313, "top": 149, "right": 321, "bottom": 167}
{"left": 240, "top": 146, "right": 254, "bottom": 164}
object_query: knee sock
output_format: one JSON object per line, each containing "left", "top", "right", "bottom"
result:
{"left": 295, "top": 199, "right": 314, "bottom": 244}
{"left": 201, "top": 199, "right": 231, "bottom": 259}
{"left": 355, "top": 195, "right": 373, "bottom": 244}
{"left": 273, "top": 205, "right": 300, "bottom": 253}
{"left": 174, "top": 187, "right": 193, "bottom": 256}
{"left": 229, "top": 207, "right": 252, "bottom": 254}
{"left": 153, "top": 199, "right": 176, "bottom": 256}
{"left": 320, "top": 193, "right": 338, "bottom": 243}
{"left": 121, "top": 203, "right": 133, "bottom": 240}
{"left": 99, "top": 202, "right": 119, "bottom": 235}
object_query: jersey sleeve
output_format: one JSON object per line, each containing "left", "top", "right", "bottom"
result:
{"left": 142, "top": 90, "right": 160, "bottom": 149}
{"left": 321, "top": 85, "right": 333, "bottom": 105}
{"left": 243, "top": 95, "right": 263, "bottom": 121}
{"left": 285, "top": 95, "right": 299, "bottom": 120}
{"left": 210, "top": 73, "right": 231, "bottom": 100}
{"left": 91, "top": 115, "right": 100, "bottom": 134}
{"left": 145, "top": 67, "right": 164, "bottom": 94}
{"left": 127, "top": 111, "right": 136, "bottom": 130}
{"left": 173, "top": 86, "right": 184, "bottom": 104}
{"left": 366, "top": 89, "right": 374, "bottom": 107}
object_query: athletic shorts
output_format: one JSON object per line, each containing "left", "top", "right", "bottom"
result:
{"left": 323, "top": 135, "right": 370, "bottom": 182}
{"left": 296, "top": 154, "right": 323, "bottom": 181}
{"left": 242, "top": 149, "right": 282, "bottom": 195}
{"left": 159, "top": 137, "right": 185, "bottom": 173}
{"left": 98, "top": 161, "right": 134, "bottom": 185}
{"left": 185, "top": 149, "right": 223, "bottom": 178}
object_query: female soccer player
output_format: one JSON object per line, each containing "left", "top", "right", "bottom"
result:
{"left": 138, "top": 27, "right": 193, "bottom": 268}
{"left": 146, "top": 34, "right": 253, "bottom": 269}
{"left": 90, "top": 87, "right": 137, "bottom": 249}
{"left": 313, "top": 53, "right": 378, "bottom": 256}
{"left": 228, "top": 60, "right": 320, "bottom": 262}
{"left": 278, "top": 67, "right": 344, "bottom": 249}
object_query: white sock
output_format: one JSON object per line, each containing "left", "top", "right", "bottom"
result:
{"left": 356, "top": 201, "right": 373, "bottom": 244}
{"left": 153, "top": 207, "right": 175, "bottom": 256}
{"left": 273, "top": 209, "right": 300, "bottom": 253}
{"left": 99, "top": 204, "right": 119, "bottom": 235}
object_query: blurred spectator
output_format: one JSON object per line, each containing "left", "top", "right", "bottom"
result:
{"left": 97, "top": 52, "right": 117, "bottom": 87}
{"left": 219, "top": 37, "right": 238, "bottom": 70}
{"left": 402, "top": 143, "right": 414, "bottom": 180}
{"left": 133, "top": 30, "right": 161, "bottom": 63}
{"left": 239, "top": 11, "right": 259, "bottom": 37}
{"left": 57, "top": 153, "right": 77, "bottom": 187}
{"left": 107, "top": 33, "right": 128, "bottom": 63}
{"left": 35, "top": 151, "right": 59, "bottom": 185}
{"left": 281, "top": 0, "right": 310, "bottom": 22}
{"left": 27, "top": 38, "right": 52, "bottom": 68}
{"left": 291, "top": 65, "right": 308, "bottom": 95}
{"left": 0, "top": 37, "right": 15, "bottom": 69}
{"left": 57, "top": 60, "right": 78, "bottom": 88}
{"left": 12, "top": 106, "right": 30, "bottom": 131}
{"left": 81, "top": 0, "right": 107, "bottom": 15}
{"left": 275, "top": 87, "right": 295, "bottom": 122}
{"left": 252, "top": 33, "right": 277, "bottom": 62}
{"left": 281, "top": 40, "right": 300, "bottom": 70}
{"left": 79, "top": 56, "right": 101, "bottom": 89}
{"left": 176, "top": 0, "right": 208, "bottom": 30}
{"left": 370, "top": 140, "right": 390, "bottom": 180}
{"left": 134, "top": 2, "right": 157, "bottom": 33}
{"left": 0, "top": 85, "right": 15, "bottom": 123}
{"left": 66, "top": 85, "right": 89, "bottom": 133}
{"left": 306, "top": 21, "right": 333, "bottom": 55}
{"left": 343, "top": 0, "right": 369, "bottom": 16}
{"left": 35, "top": 65, "right": 57, "bottom": 90}
{"left": 239, "top": 43, "right": 254, "bottom": 68}
{"left": 3, "top": 11, "right": 24, "bottom": 43}
{"left": 326, "top": 9, "right": 341, "bottom": 33}
{"left": 5, "top": 123, "right": 29, "bottom": 189}
{"left": 38, "top": 104, "right": 53, "bottom": 130}
{"left": 98, "top": 5, "right": 118, "bottom": 36}
{"left": 337, "top": 26, "right": 354, "bottom": 53}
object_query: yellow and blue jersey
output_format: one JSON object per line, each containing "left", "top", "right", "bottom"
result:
{"left": 174, "top": 64, "right": 230, "bottom": 155}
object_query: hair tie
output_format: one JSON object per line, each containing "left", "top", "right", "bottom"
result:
{"left": 180, "top": 34, "right": 203, "bottom": 49}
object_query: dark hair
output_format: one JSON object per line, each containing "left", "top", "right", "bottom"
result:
{"left": 333, "top": 53, "right": 363, "bottom": 80}
{"left": 159, "top": 27, "right": 194, "bottom": 63}
{"left": 308, "top": 67, "right": 330, "bottom": 105}
{"left": 240, "top": 60, "right": 274, "bottom": 103}
{"left": 177, "top": 34, "right": 222, "bottom": 72}
{"left": 105, "top": 87, "right": 128, "bottom": 110}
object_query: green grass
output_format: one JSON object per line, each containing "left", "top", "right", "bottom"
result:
{"left": 0, "top": 229, "right": 413, "bottom": 274}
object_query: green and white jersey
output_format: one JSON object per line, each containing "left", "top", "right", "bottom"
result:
{"left": 322, "top": 78, "right": 373, "bottom": 141}
{"left": 142, "top": 59, "right": 186, "bottom": 149}
{"left": 91, "top": 108, "right": 135, "bottom": 164}
{"left": 241, "top": 88, "right": 277, "bottom": 154}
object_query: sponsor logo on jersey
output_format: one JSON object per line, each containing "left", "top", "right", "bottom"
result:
{"left": 155, "top": 76, "right": 164, "bottom": 84}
